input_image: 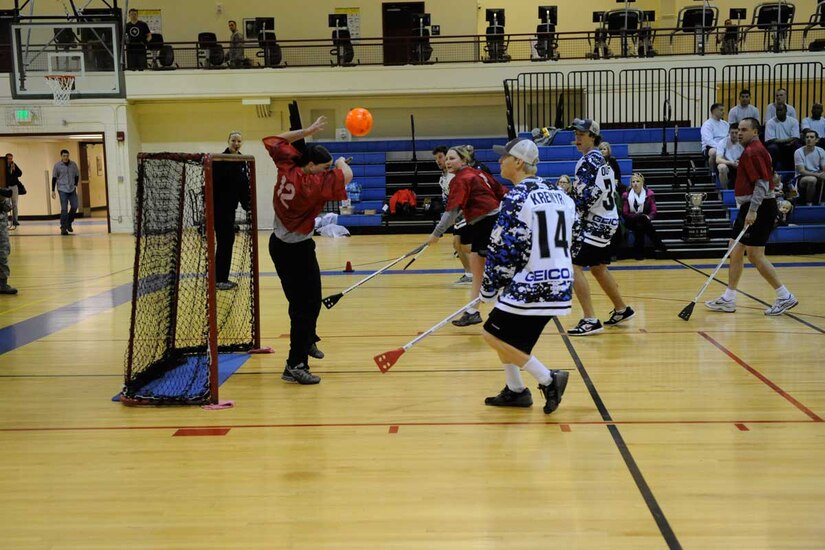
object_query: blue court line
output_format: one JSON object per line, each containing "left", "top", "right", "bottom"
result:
{"left": 0, "top": 283, "right": 133, "bottom": 356}
{"left": 2, "top": 260, "right": 824, "bottom": 357}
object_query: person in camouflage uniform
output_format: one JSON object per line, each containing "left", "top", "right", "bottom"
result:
{"left": 0, "top": 187, "right": 18, "bottom": 294}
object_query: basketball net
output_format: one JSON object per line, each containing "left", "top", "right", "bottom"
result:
{"left": 45, "top": 74, "right": 75, "bottom": 106}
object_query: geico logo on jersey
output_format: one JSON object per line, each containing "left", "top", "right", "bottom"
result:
{"left": 524, "top": 268, "right": 573, "bottom": 282}
{"left": 590, "top": 214, "right": 619, "bottom": 225}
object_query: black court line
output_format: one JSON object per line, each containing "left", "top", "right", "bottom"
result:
{"left": 674, "top": 259, "right": 825, "bottom": 334}
{"left": 553, "top": 317, "right": 682, "bottom": 550}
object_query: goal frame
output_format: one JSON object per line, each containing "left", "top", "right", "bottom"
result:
{"left": 122, "top": 152, "right": 262, "bottom": 406}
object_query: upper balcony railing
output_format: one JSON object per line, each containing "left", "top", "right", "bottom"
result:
{"left": 115, "top": 22, "right": 825, "bottom": 71}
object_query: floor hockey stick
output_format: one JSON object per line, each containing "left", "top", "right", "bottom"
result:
{"left": 678, "top": 225, "right": 748, "bottom": 321}
{"left": 322, "top": 243, "right": 427, "bottom": 309}
{"left": 374, "top": 297, "right": 481, "bottom": 372}
{"left": 402, "top": 244, "right": 428, "bottom": 270}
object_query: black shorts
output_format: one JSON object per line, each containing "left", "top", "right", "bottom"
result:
{"left": 452, "top": 223, "right": 472, "bottom": 245}
{"left": 469, "top": 215, "right": 497, "bottom": 255}
{"left": 573, "top": 242, "right": 613, "bottom": 267}
{"left": 483, "top": 308, "right": 553, "bottom": 354}
{"left": 733, "top": 198, "right": 778, "bottom": 246}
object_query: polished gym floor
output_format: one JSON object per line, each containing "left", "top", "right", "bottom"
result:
{"left": 1, "top": 225, "right": 823, "bottom": 549}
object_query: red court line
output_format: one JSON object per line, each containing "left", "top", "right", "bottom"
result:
{"left": 173, "top": 428, "right": 231, "bottom": 437}
{"left": 1, "top": 418, "right": 821, "bottom": 434}
{"left": 699, "top": 331, "right": 824, "bottom": 422}
{"left": 388, "top": 425, "right": 399, "bottom": 434}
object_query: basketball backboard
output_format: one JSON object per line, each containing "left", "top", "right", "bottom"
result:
{"left": 10, "top": 21, "right": 125, "bottom": 100}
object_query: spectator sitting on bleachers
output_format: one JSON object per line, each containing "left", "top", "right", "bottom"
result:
{"left": 794, "top": 129, "right": 825, "bottom": 205}
{"left": 556, "top": 174, "right": 572, "bottom": 194}
{"left": 801, "top": 103, "right": 825, "bottom": 149}
{"left": 598, "top": 142, "right": 626, "bottom": 195}
{"left": 728, "top": 89, "right": 760, "bottom": 125}
{"left": 701, "top": 103, "right": 729, "bottom": 174}
{"left": 765, "top": 104, "right": 801, "bottom": 172}
{"left": 621, "top": 172, "right": 666, "bottom": 260}
{"left": 716, "top": 124, "right": 743, "bottom": 190}
{"left": 766, "top": 88, "right": 797, "bottom": 122}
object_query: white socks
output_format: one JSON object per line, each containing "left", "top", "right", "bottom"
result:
{"left": 723, "top": 288, "right": 737, "bottom": 301}
{"left": 504, "top": 364, "right": 526, "bottom": 392}
{"left": 776, "top": 285, "right": 791, "bottom": 299}
{"left": 523, "top": 356, "right": 552, "bottom": 386}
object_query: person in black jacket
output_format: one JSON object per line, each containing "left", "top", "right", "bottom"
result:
{"left": 5, "top": 153, "right": 22, "bottom": 228}
{"left": 213, "top": 131, "right": 250, "bottom": 290}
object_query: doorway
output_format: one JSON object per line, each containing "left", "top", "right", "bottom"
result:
{"left": 382, "top": 2, "right": 425, "bottom": 65}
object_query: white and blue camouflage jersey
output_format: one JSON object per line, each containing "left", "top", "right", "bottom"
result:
{"left": 481, "top": 177, "right": 575, "bottom": 316}
{"left": 571, "top": 148, "right": 619, "bottom": 253}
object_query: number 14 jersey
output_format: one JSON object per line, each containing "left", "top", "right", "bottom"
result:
{"left": 482, "top": 177, "right": 576, "bottom": 316}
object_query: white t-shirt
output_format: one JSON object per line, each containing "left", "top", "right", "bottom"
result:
{"left": 766, "top": 117, "right": 800, "bottom": 141}
{"left": 801, "top": 117, "right": 825, "bottom": 138}
{"left": 766, "top": 103, "right": 797, "bottom": 121}
{"left": 728, "top": 104, "right": 760, "bottom": 124}
{"left": 701, "top": 118, "right": 729, "bottom": 149}
{"left": 719, "top": 139, "right": 744, "bottom": 162}
{"left": 794, "top": 146, "right": 825, "bottom": 173}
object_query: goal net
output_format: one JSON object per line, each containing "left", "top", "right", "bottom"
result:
{"left": 121, "top": 153, "right": 262, "bottom": 405}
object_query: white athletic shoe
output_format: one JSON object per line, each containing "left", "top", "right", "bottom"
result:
{"left": 704, "top": 296, "right": 736, "bottom": 313}
{"left": 764, "top": 294, "right": 798, "bottom": 316}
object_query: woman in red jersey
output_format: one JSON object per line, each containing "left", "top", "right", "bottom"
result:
{"left": 426, "top": 145, "right": 507, "bottom": 327}
{"left": 262, "top": 116, "right": 353, "bottom": 385}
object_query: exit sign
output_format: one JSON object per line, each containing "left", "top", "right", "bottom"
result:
{"left": 6, "top": 106, "right": 40, "bottom": 125}
{"left": 14, "top": 109, "right": 33, "bottom": 123}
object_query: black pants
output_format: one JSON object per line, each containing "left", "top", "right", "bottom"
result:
{"left": 126, "top": 46, "right": 147, "bottom": 70}
{"left": 214, "top": 196, "right": 237, "bottom": 283}
{"left": 269, "top": 234, "right": 321, "bottom": 367}
{"left": 625, "top": 215, "right": 664, "bottom": 256}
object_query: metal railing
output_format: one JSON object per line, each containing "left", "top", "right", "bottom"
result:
{"left": 505, "top": 61, "right": 824, "bottom": 134}
{"left": 4, "top": 20, "right": 823, "bottom": 74}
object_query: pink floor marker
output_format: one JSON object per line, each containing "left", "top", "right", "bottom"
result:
{"left": 201, "top": 400, "right": 235, "bottom": 410}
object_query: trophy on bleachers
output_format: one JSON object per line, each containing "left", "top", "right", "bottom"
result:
{"left": 683, "top": 192, "right": 710, "bottom": 241}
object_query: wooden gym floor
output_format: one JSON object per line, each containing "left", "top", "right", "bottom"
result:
{"left": 0, "top": 227, "right": 823, "bottom": 549}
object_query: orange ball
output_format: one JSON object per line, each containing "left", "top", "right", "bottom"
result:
{"left": 345, "top": 107, "right": 373, "bottom": 137}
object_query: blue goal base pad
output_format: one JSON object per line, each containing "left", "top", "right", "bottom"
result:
{"left": 112, "top": 353, "right": 250, "bottom": 402}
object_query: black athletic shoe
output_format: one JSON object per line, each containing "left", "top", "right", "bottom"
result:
{"left": 67, "top": 226, "right": 74, "bottom": 233}
{"left": 308, "top": 343, "right": 325, "bottom": 359}
{"left": 281, "top": 362, "right": 320, "bottom": 385}
{"left": 60, "top": 229, "right": 69, "bottom": 235}
{"left": 452, "top": 311, "right": 482, "bottom": 327}
{"left": 604, "top": 306, "right": 635, "bottom": 326}
{"left": 567, "top": 318, "right": 603, "bottom": 336}
{"left": 539, "top": 370, "right": 569, "bottom": 414}
{"left": 484, "top": 386, "right": 533, "bottom": 408}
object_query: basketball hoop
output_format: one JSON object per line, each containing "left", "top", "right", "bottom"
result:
{"left": 45, "top": 74, "right": 76, "bottom": 106}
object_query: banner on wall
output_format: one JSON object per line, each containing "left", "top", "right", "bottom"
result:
{"left": 138, "top": 9, "right": 162, "bottom": 35}
{"left": 334, "top": 8, "right": 360, "bottom": 40}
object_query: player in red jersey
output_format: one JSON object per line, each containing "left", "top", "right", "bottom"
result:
{"left": 427, "top": 145, "right": 507, "bottom": 327}
{"left": 262, "top": 116, "right": 353, "bottom": 384}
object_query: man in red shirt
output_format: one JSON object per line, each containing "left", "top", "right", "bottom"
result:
{"left": 262, "top": 116, "right": 353, "bottom": 384}
{"left": 705, "top": 117, "right": 798, "bottom": 316}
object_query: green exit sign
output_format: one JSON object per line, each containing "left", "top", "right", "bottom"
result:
{"left": 14, "top": 109, "right": 33, "bottom": 123}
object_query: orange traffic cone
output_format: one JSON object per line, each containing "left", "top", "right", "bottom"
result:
{"left": 344, "top": 261, "right": 354, "bottom": 272}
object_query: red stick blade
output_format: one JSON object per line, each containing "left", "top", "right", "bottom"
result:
{"left": 374, "top": 348, "right": 405, "bottom": 372}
